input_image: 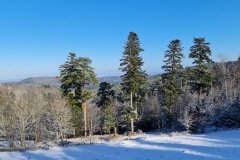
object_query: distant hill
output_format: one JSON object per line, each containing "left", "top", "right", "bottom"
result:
{"left": 1, "top": 76, "right": 122, "bottom": 88}
{"left": 17, "top": 77, "right": 60, "bottom": 88}
{"left": 148, "top": 74, "right": 162, "bottom": 80}
{"left": 1, "top": 74, "right": 164, "bottom": 88}
{"left": 97, "top": 76, "right": 121, "bottom": 83}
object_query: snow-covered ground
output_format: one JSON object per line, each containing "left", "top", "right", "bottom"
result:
{"left": 0, "top": 129, "right": 240, "bottom": 160}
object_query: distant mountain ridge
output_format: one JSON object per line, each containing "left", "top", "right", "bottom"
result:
{"left": 1, "top": 74, "right": 162, "bottom": 87}
{"left": 1, "top": 76, "right": 122, "bottom": 87}
{"left": 97, "top": 76, "right": 121, "bottom": 83}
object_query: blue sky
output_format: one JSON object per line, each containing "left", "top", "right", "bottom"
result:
{"left": 0, "top": 0, "right": 240, "bottom": 81}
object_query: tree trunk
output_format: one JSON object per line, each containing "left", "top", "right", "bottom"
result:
{"left": 21, "top": 123, "right": 25, "bottom": 148}
{"left": 35, "top": 122, "right": 40, "bottom": 144}
{"left": 224, "top": 72, "right": 228, "bottom": 102}
{"left": 83, "top": 101, "right": 87, "bottom": 137}
{"left": 9, "top": 134, "right": 14, "bottom": 148}
{"left": 90, "top": 114, "right": 92, "bottom": 137}
{"left": 20, "top": 133, "right": 25, "bottom": 148}
{"left": 56, "top": 131, "right": 59, "bottom": 142}
{"left": 114, "top": 127, "right": 118, "bottom": 136}
{"left": 61, "top": 131, "right": 63, "bottom": 142}
{"left": 8, "top": 123, "right": 14, "bottom": 148}
{"left": 130, "top": 92, "right": 134, "bottom": 132}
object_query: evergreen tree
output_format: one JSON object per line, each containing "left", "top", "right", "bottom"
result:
{"left": 150, "top": 77, "right": 163, "bottom": 96}
{"left": 59, "top": 53, "right": 98, "bottom": 137}
{"left": 162, "top": 39, "right": 184, "bottom": 74}
{"left": 188, "top": 37, "right": 214, "bottom": 132}
{"left": 189, "top": 37, "right": 213, "bottom": 95}
{"left": 97, "top": 82, "right": 115, "bottom": 109}
{"left": 103, "top": 104, "right": 116, "bottom": 134}
{"left": 119, "top": 32, "right": 147, "bottom": 132}
{"left": 97, "top": 82, "right": 117, "bottom": 134}
{"left": 162, "top": 39, "right": 184, "bottom": 127}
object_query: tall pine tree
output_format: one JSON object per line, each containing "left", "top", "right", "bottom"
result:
{"left": 162, "top": 39, "right": 184, "bottom": 128}
{"left": 189, "top": 37, "right": 213, "bottom": 96}
{"left": 119, "top": 32, "right": 147, "bottom": 132}
{"left": 59, "top": 53, "right": 98, "bottom": 137}
{"left": 189, "top": 37, "right": 213, "bottom": 132}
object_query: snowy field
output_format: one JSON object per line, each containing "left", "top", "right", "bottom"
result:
{"left": 0, "top": 130, "right": 240, "bottom": 160}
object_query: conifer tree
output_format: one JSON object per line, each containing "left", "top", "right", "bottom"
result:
{"left": 162, "top": 39, "right": 184, "bottom": 127}
{"left": 97, "top": 82, "right": 115, "bottom": 109}
{"left": 189, "top": 37, "right": 213, "bottom": 96}
{"left": 189, "top": 37, "right": 213, "bottom": 132}
{"left": 119, "top": 32, "right": 147, "bottom": 132}
{"left": 97, "top": 82, "right": 115, "bottom": 134}
{"left": 162, "top": 39, "right": 184, "bottom": 75}
{"left": 59, "top": 53, "right": 98, "bottom": 137}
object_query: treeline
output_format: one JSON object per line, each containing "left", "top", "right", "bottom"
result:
{"left": 0, "top": 31, "right": 240, "bottom": 147}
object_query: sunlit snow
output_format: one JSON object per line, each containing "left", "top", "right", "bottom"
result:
{"left": 0, "top": 130, "right": 240, "bottom": 160}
